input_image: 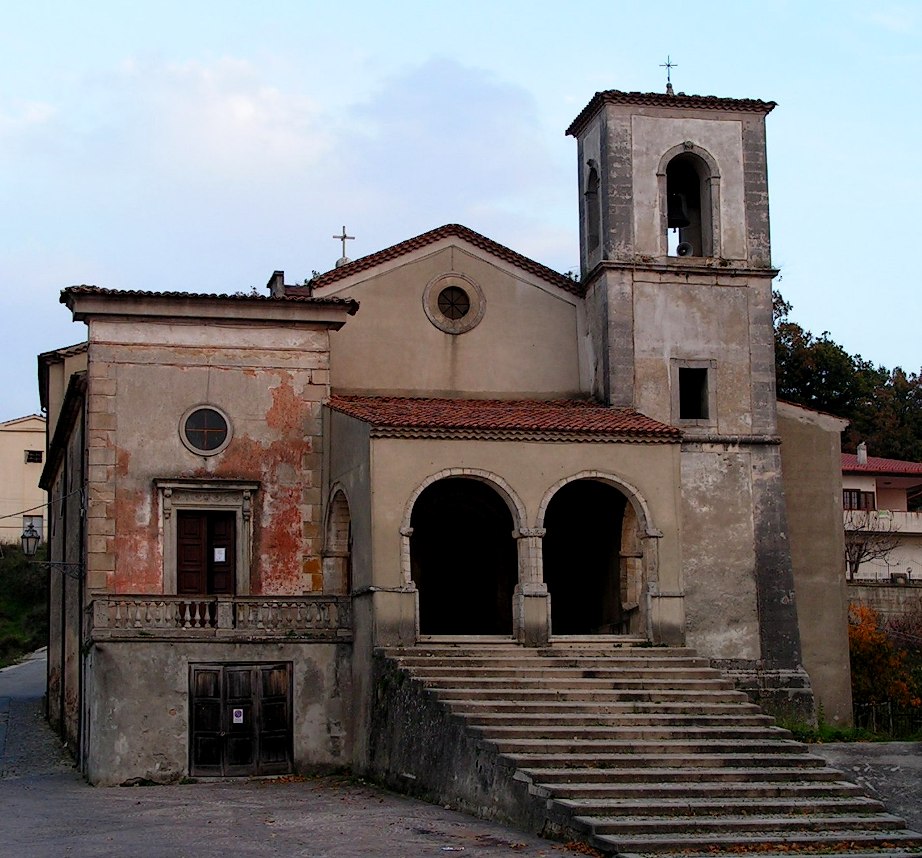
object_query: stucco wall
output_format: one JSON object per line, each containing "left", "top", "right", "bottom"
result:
{"left": 84, "top": 640, "right": 352, "bottom": 786}
{"left": 83, "top": 318, "right": 332, "bottom": 596}
{"left": 0, "top": 415, "right": 47, "bottom": 544}
{"left": 325, "top": 245, "right": 584, "bottom": 398}
{"left": 777, "top": 401, "right": 853, "bottom": 724}
{"left": 847, "top": 582, "right": 922, "bottom": 625}
{"left": 365, "top": 436, "right": 684, "bottom": 643}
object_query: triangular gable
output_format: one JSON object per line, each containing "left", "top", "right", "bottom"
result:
{"left": 288, "top": 224, "right": 582, "bottom": 299}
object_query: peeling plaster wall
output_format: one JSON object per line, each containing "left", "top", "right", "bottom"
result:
{"left": 83, "top": 320, "right": 332, "bottom": 597}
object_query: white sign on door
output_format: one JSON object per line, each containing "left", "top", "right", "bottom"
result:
{"left": 232, "top": 708, "right": 244, "bottom": 724}
{"left": 214, "top": 547, "right": 226, "bottom": 563}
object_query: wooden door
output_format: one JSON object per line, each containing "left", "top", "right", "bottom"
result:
{"left": 177, "top": 511, "right": 236, "bottom": 595}
{"left": 189, "top": 663, "right": 293, "bottom": 777}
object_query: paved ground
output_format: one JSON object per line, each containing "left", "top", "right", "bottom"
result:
{"left": 2, "top": 651, "right": 921, "bottom": 856}
{"left": 0, "top": 651, "right": 574, "bottom": 857}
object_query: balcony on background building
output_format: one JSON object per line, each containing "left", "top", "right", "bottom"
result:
{"left": 91, "top": 595, "right": 353, "bottom": 642}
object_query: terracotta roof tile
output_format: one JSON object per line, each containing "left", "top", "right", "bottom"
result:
{"left": 61, "top": 285, "right": 358, "bottom": 312}
{"left": 566, "top": 89, "right": 776, "bottom": 137}
{"left": 842, "top": 453, "right": 922, "bottom": 476}
{"left": 289, "top": 224, "right": 582, "bottom": 297}
{"left": 328, "top": 395, "right": 680, "bottom": 441}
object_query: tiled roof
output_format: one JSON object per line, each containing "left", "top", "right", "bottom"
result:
{"left": 61, "top": 285, "right": 359, "bottom": 312}
{"left": 328, "top": 395, "right": 680, "bottom": 442}
{"left": 842, "top": 453, "right": 922, "bottom": 476}
{"left": 288, "top": 224, "right": 583, "bottom": 297}
{"left": 566, "top": 89, "right": 776, "bottom": 137}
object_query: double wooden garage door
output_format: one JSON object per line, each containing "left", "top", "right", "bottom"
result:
{"left": 190, "top": 663, "right": 292, "bottom": 777}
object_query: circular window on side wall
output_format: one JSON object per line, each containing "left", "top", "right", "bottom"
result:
{"left": 423, "top": 273, "right": 485, "bottom": 334}
{"left": 180, "top": 406, "right": 232, "bottom": 456}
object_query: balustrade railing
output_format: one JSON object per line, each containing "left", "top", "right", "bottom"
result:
{"left": 92, "top": 595, "right": 352, "bottom": 638}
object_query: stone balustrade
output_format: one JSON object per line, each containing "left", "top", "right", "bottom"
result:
{"left": 91, "top": 595, "right": 353, "bottom": 641}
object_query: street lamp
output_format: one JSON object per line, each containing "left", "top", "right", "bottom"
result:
{"left": 21, "top": 523, "right": 41, "bottom": 557}
{"left": 20, "top": 523, "right": 84, "bottom": 578}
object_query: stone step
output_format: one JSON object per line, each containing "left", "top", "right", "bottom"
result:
{"left": 382, "top": 643, "right": 692, "bottom": 657}
{"left": 519, "top": 765, "right": 845, "bottom": 784}
{"left": 592, "top": 828, "right": 922, "bottom": 854}
{"left": 421, "top": 675, "right": 735, "bottom": 691}
{"left": 433, "top": 686, "right": 750, "bottom": 703}
{"left": 444, "top": 699, "right": 764, "bottom": 716}
{"left": 575, "top": 813, "right": 909, "bottom": 836}
{"left": 503, "top": 751, "right": 822, "bottom": 770}
{"left": 542, "top": 780, "right": 867, "bottom": 801}
{"left": 473, "top": 724, "right": 791, "bottom": 741}
{"left": 464, "top": 711, "right": 775, "bottom": 728}
{"left": 402, "top": 665, "right": 724, "bottom": 681}
{"left": 489, "top": 737, "right": 807, "bottom": 755}
{"left": 388, "top": 655, "right": 713, "bottom": 669}
{"left": 551, "top": 795, "right": 887, "bottom": 818}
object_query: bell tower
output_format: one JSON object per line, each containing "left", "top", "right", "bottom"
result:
{"left": 567, "top": 89, "right": 813, "bottom": 718}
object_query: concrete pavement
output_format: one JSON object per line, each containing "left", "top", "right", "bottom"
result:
{"left": 0, "top": 651, "right": 574, "bottom": 857}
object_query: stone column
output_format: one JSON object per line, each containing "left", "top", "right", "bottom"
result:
{"left": 512, "top": 527, "right": 550, "bottom": 646}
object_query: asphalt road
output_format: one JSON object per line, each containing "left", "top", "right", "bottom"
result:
{"left": 2, "top": 651, "right": 920, "bottom": 856}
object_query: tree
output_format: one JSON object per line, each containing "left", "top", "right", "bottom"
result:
{"left": 844, "top": 511, "right": 902, "bottom": 580}
{"left": 773, "top": 291, "right": 922, "bottom": 469}
{"left": 848, "top": 604, "right": 920, "bottom": 709}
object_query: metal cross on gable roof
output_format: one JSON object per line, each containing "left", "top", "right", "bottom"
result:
{"left": 660, "top": 55, "right": 678, "bottom": 95}
{"left": 333, "top": 225, "right": 354, "bottom": 256}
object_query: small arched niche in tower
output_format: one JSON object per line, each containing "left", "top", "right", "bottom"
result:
{"left": 661, "top": 145, "right": 720, "bottom": 259}
{"left": 585, "top": 160, "right": 601, "bottom": 255}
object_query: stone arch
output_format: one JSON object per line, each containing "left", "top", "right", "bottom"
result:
{"left": 404, "top": 470, "right": 524, "bottom": 636}
{"left": 322, "top": 484, "right": 352, "bottom": 594}
{"left": 399, "top": 468, "right": 527, "bottom": 587}
{"left": 537, "top": 470, "right": 662, "bottom": 638}
{"left": 657, "top": 142, "right": 722, "bottom": 258}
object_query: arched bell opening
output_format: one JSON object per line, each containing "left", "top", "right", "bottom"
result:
{"left": 322, "top": 489, "right": 352, "bottom": 594}
{"left": 409, "top": 477, "right": 517, "bottom": 635}
{"left": 661, "top": 146, "right": 719, "bottom": 259}
{"left": 543, "top": 479, "right": 642, "bottom": 636}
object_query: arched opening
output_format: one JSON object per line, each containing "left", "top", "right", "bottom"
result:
{"left": 585, "top": 161, "right": 600, "bottom": 254}
{"left": 665, "top": 151, "right": 713, "bottom": 258}
{"left": 322, "top": 489, "right": 352, "bottom": 594}
{"left": 410, "top": 477, "right": 517, "bottom": 635}
{"left": 543, "top": 479, "right": 640, "bottom": 635}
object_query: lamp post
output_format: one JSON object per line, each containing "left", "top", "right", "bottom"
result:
{"left": 20, "top": 524, "right": 84, "bottom": 578}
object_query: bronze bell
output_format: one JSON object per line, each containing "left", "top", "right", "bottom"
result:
{"left": 667, "top": 192, "right": 691, "bottom": 229}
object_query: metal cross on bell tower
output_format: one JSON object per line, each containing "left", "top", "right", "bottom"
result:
{"left": 333, "top": 226, "right": 355, "bottom": 268}
{"left": 660, "top": 55, "right": 678, "bottom": 95}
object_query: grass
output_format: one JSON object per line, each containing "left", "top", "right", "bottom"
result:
{"left": 0, "top": 542, "right": 48, "bottom": 668}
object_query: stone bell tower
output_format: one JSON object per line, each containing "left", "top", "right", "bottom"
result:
{"left": 567, "top": 89, "right": 813, "bottom": 717}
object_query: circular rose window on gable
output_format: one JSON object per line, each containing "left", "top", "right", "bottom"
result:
{"left": 181, "top": 406, "right": 232, "bottom": 456}
{"left": 423, "top": 273, "right": 485, "bottom": 334}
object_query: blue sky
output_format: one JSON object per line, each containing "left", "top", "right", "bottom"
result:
{"left": 2, "top": 1, "right": 920, "bottom": 418}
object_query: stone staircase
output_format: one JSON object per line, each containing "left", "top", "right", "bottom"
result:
{"left": 372, "top": 639, "right": 922, "bottom": 856}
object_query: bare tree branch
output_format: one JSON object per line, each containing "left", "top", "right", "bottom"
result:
{"left": 845, "top": 510, "right": 902, "bottom": 580}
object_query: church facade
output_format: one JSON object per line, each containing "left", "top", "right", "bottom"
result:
{"left": 39, "top": 89, "right": 850, "bottom": 786}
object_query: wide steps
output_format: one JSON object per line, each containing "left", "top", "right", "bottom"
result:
{"left": 543, "top": 780, "right": 867, "bottom": 801}
{"left": 444, "top": 699, "right": 765, "bottom": 716}
{"left": 466, "top": 712, "right": 775, "bottom": 727}
{"left": 593, "top": 829, "right": 922, "bottom": 855}
{"left": 378, "top": 643, "right": 921, "bottom": 854}
{"left": 489, "top": 737, "right": 803, "bottom": 755}
{"left": 554, "top": 795, "right": 887, "bottom": 818}
{"left": 576, "top": 813, "right": 908, "bottom": 836}
{"left": 504, "top": 751, "right": 823, "bottom": 770}
{"left": 433, "top": 686, "right": 751, "bottom": 703}
{"left": 520, "top": 765, "right": 845, "bottom": 784}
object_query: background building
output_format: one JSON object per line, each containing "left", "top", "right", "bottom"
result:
{"left": 0, "top": 414, "right": 47, "bottom": 545}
